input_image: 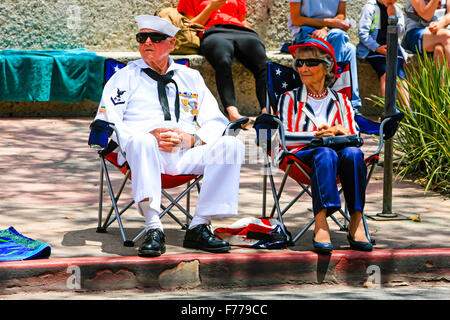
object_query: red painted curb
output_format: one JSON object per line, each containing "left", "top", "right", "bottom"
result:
{"left": 1, "top": 248, "right": 449, "bottom": 268}
{"left": 1, "top": 248, "right": 449, "bottom": 292}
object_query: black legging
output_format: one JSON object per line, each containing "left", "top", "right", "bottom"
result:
{"left": 200, "top": 24, "right": 268, "bottom": 112}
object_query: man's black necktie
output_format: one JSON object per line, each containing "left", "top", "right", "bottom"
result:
{"left": 142, "top": 68, "right": 180, "bottom": 122}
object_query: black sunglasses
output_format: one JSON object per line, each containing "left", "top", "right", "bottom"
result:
{"left": 294, "top": 58, "right": 326, "bottom": 68}
{"left": 136, "top": 32, "right": 170, "bottom": 44}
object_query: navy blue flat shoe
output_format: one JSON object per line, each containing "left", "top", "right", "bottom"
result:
{"left": 347, "top": 234, "right": 373, "bottom": 251}
{"left": 312, "top": 236, "right": 333, "bottom": 254}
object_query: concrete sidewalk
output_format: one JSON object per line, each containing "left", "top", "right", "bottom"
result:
{"left": 0, "top": 118, "right": 448, "bottom": 293}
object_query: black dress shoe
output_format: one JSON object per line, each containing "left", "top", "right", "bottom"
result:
{"left": 138, "top": 228, "right": 166, "bottom": 257}
{"left": 183, "top": 224, "right": 230, "bottom": 253}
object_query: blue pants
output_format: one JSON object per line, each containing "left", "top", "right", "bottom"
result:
{"left": 294, "top": 147, "right": 367, "bottom": 216}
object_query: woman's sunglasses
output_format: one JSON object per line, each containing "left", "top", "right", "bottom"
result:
{"left": 136, "top": 32, "right": 170, "bottom": 44}
{"left": 294, "top": 58, "right": 326, "bottom": 68}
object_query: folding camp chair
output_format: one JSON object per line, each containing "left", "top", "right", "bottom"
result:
{"left": 254, "top": 61, "right": 403, "bottom": 245}
{"left": 89, "top": 58, "right": 248, "bottom": 247}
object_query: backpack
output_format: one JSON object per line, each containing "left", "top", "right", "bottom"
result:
{"left": 214, "top": 217, "right": 291, "bottom": 249}
{"left": 158, "top": 7, "right": 205, "bottom": 54}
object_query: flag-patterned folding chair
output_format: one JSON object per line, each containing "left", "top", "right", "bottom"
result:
{"left": 89, "top": 58, "right": 248, "bottom": 247}
{"left": 266, "top": 61, "right": 353, "bottom": 114}
{"left": 254, "top": 61, "right": 403, "bottom": 245}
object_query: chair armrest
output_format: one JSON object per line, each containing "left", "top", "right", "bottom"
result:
{"left": 381, "top": 112, "right": 404, "bottom": 140}
{"left": 355, "top": 111, "right": 404, "bottom": 140}
{"left": 355, "top": 111, "right": 404, "bottom": 158}
{"left": 223, "top": 116, "right": 250, "bottom": 136}
{"left": 254, "top": 114, "right": 290, "bottom": 154}
{"left": 88, "top": 119, "right": 114, "bottom": 151}
{"left": 88, "top": 119, "right": 126, "bottom": 158}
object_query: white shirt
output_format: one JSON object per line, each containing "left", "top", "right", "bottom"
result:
{"left": 95, "top": 57, "right": 229, "bottom": 152}
{"left": 308, "top": 95, "right": 331, "bottom": 128}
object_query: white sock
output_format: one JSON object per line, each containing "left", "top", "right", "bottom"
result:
{"left": 139, "top": 201, "right": 163, "bottom": 232}
{"left": 188, "top": 215, "right": 211, "bottom": 230}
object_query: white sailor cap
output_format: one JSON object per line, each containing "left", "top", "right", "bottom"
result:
{"left": 135, "top": 15, "right": 180, "bottom": 37}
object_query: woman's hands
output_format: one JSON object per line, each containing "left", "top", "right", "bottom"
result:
{"left": 314, "top": 124, "right": 350, "bottom": 138}
{"left": 150, "top": 128, "right": 194, "bottom": 153}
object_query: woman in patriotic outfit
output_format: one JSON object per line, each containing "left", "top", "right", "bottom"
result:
{"left": 277, "top": 38, "right": 372, "bottom": 253}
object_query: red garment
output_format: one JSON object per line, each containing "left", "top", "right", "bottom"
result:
{"left": 177, "top": 0, "right": 248, "bottom": 33}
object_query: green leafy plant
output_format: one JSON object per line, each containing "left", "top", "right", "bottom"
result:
{"left": 371, "top": 54, "right": 449, "bottom": 195}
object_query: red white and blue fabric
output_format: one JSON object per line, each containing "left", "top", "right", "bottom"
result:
{"left": 214, "top": 217, "right": 289, "bottom": 249}
{"left": 276, "top": 84, "right": 358, "bottom": 152}
{"left": 266, "top": 60, "right": 352, "bottom": 114}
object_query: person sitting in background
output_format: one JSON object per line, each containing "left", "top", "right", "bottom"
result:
{"left": 357, "top": 0, "right": 411, "bottom": 108}
{"left": 177, "top": 0, "right": 268, "bottom": 122}
{"left": 288, "top": 0, "right": 362, "bottom": 109}
{"left": 277, "top": 38, "right": 372, "bottom": 254}
{"left": 403, "top": 0, "right": 450, "bottom": 68}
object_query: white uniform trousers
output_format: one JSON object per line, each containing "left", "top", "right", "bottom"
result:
{"left": 123, "top": 133, "right": 245, "bottom": 219}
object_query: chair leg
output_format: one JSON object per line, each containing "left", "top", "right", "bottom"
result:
{"left": 270, "top": 163, "right": 292, "bottom": 217}
{"left": 343, "top": 203, "right": 349, "bottom": 229}
{"left": 292, "top": 217, "right": 315, "bottom": 243}
{"left": 97, "top": 158, "right": 106, "bottom": 233}
{"left": 186, "top": 182, "right": 190, "bottom": 226}
{"left": 158, "top": 176, "right": 202, "bottom": 230}
{"left": 330, "top": 214, "right": 347, "bottom": 231}
{"left": 262, "top": 166, "right": 267, "bottom": 218}
{"left": 279, "top": 187, "right": 308, "bottom": 217}
{"left": 131, "top": 178, "right": 203, "bottom": 243}
{"left": 265, "top": 155, "right": 291, "bottom": 242}
{"left": 101, "top": 157, "right": 134, "bottom": 247}
{"left": 103, "top": 200, "right": 134, "bottom": 229}
{"left": 161, "top": 203, "right": 188, "bottom": 230}
{"left": 362, "top": 212, "right": 375, "bottom": 244}
{"left": 364, "top": 162, "right": 377, "bottom": 245}
{"left": 101, "top": 170, "right": 130, "bottom": 230}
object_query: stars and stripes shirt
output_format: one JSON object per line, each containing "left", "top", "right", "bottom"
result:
{"left": 276, "top": 84, "right": 359, "bottom": 152}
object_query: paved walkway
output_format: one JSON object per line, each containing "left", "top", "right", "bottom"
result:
{"left": 0, "top": 118, "right": 448, "bottom": 292}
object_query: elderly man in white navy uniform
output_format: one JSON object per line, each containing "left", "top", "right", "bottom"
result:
{"left": 95, "top": 15, "right": 245, "bottom": 257}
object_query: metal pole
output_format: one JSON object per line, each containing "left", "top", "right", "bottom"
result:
{"left": 378, "top": 14, "right": 398, "bottom": 218}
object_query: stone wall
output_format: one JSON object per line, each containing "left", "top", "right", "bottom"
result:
{"left": 0, "top": 0, "right": 405, "bottom": 117}
{"left": 2, "top": 0, "right": 386, "bottom": 51}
